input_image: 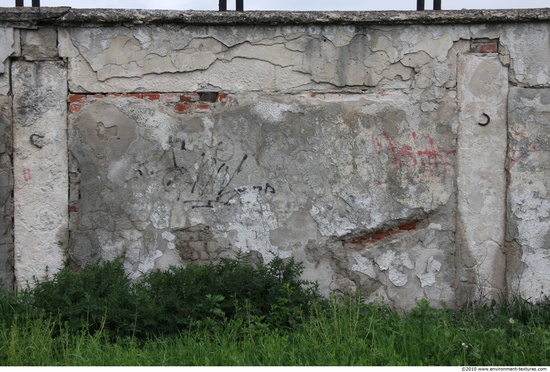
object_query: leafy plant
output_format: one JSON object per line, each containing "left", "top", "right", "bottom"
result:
{"left": 133, "top": 253, "right": 323, "bottom": 337}
{"left": 29, "top": 258, "right": 137, "bottom": 338}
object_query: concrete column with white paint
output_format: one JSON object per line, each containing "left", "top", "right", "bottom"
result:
{"left": 12, "top": 61, "right": 68, "bottom": 287}
{"left": 456, "top": 54, "right": 508, "bottom": 303}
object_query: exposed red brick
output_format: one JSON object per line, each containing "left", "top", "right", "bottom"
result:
{"left": 164, "top": 93, "right": 180, "bottom": 102}
{"left": 143, "top": 93, "right": 161, "bottom": 101}
{"left": 196, "top": 103, "right": 211, "bottom": 111}
{"left": 479, "top": 43, "right": 498, "bottom": 53}
{"left": 349, "top": 221, "right": 418, "bottom": 245}
{"left": 217, "top": 93, "right": 228, "bottom": 101}
{"left": 174, "top": 103, "right": 191, "bottom": 113}
{"left": 88, "top": 94, "right": 105, "bottom": 100}
{"left": 398, "top": 221, "right": 417, "bottom": 231}
{"left": 68, "top": 94, "right": 86, "bottom": 103}
{"left": 309, "top": 93, "right": 317, "bottom": 98}
{"left": 69, "top": 205, "right": 78, "bottom": 213}
{"left": 180, "top": 93, "right": 199, "bottom": 102}
{"left": 69, "top": 103, "right": 83, "bottom": 113}
{"left": 106, "top": 93, "right": 122, "bottom": 98}
{"left": 126, "top": 93, "right": 143, "bottom": 99}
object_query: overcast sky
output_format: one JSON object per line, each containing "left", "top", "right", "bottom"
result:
{"left": 6, "top": 0, "right": 550, "bottom": 11}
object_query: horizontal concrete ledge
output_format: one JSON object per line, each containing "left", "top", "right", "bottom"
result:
{"left": 0, "top": 7, "right": 549, "bottom": 27}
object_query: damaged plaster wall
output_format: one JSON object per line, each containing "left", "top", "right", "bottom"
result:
{"left": 0, "top": 27, "right": 14, "bottom": 289}
{"left": 1, "top": 7, "right": 550, "bottom": 307}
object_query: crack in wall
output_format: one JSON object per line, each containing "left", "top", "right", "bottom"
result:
{"left": 5, "top": 15, "right": 550, "bottom": 307}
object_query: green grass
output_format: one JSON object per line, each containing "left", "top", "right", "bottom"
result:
{"left": 1, "top": 296, "right": 549, "bottom": 366}
{"left": 0, "top": 258, "right": 548, "bottom": 366}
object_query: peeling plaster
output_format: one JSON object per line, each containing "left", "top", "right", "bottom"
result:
{"left": 5, "top": 9, "right": 550, "bottom": 308}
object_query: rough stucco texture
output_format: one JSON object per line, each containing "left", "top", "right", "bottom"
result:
{"left": 507, "top": 87, "right": 550, "bottom": 301}
{"left": 3, "top": 9, "right": 550, "bottom": 307}
{"left": 0, "top": 95, "right": 13, "bottom": 290}
{"left": 69, "top": 90, "right": 458, "bottom": 308}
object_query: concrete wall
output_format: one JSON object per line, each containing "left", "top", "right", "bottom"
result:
{"left": 1, "top": 7, "right": 549, "bottom": 308}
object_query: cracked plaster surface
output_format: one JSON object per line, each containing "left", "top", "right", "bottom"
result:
{"left": 507, "top": 87, "right": 550, "bottom": 300}
{"left": 58, "top": 24, "right": 498, "bottom": 93}
{"left": 7, "top": 15, "right": 550, "bottom": 306}
{"left": 68, "top": 91, "right": 457, "bottom": 306}
{"left": 0, "top": 28, "right": 14, "bottom": 95}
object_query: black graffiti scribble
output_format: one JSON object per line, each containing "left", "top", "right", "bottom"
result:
{"left": 162, "top": 141, "right": 275, "bottom": 209}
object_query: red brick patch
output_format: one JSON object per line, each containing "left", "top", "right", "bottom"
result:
{"left": 470, "top": 39, "right": 499, "bottom": 54}
{"left": 143, "top": 93, "right": 161, "bottom": 101}
{"left": 196, "top": 103, "right": 211, "bottom": 111}
{"left": 164, "top": 93, "right": 180, "bottom": 102}
{"left": 479, "top": 43, "right": 498, "bottom": 53}
{"left": 348, "top": 221, "right": 418, "bottom": 245}
{"left": 68, "top": 94, "right": 86, "bottom": 103}
{"left": 69, "top": 103, "right": 83, "bottom": 113}
{"left": 180, "top": 93, "right": 199, "bottom": 102}
{"left": 68, "top": 92, "right": 228, "bottom": 114}
{"left": 174, "top": 103, "right": 191, "bottom": 113}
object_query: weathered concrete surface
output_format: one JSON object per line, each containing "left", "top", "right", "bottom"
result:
{"left": 56, "top": 21, "right": 550, "bottom": 94}
{"left": 12, "top": 61, "right": 68, "bottom": 287}
{"left": 0, "top": 95, "right": 13, "bottom": 290}
{"left": 69, "top": 90, "right": 458, "bottom": 307}
{"left": 507, "top": 88, "right": 550, "bottom": 301}
{"left": 2, "top": 7, "right": 550, "bottom": 27}
{"left": 502, "top": 23, "right": 550, "bottom": 86}
{"left": 456, "top": 55, "right": 508, "bottom": 303}
{"left": 21, "top": 28, "right": 58, "bottom": 61}
{"left": 0, "top": 28, "right": 14, "bottom": 74}
{"left": 58, "top": 24, "right": 473, "bottom": 93}
{"left": 2, "top": 8, "right": 550, "bottom": 307}
{"left": 0, "top": 27, "right": 14, "bottom": 95}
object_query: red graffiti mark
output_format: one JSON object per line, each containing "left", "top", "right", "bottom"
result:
{"left": 372, "top": 135, "right": 383, "bottom": 155}
{"left": 23, "top": 168, "right": 31, "bottom": 182}
{"left": 372, "top": 131, "right": 455, "bottom": 182}
{"left": 508, "top": 131, "right": 536, "bottom": 170}
{"left": 382, "top": 131, "right": 399, "bottom": 171}
{"left": 400, "top": 144, "right": 417, "bottom": 168}
{"left": 416, "top": 134, "right": 440, "bottom": 176}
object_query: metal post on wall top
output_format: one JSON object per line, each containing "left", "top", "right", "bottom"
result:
{"left": 219, "top": 0, "right": 243, "bottom": 11}
{"left": 15, "top": 0, "right": 41, "bottom": 6}
{"left": 417, "top": 0, "right": 441, "bottom": 10}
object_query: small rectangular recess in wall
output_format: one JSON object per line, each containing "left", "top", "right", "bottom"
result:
{"left": 470, "top": 38, "right": 499, "bottom": 54}
{"left": 198, "top": 92, "right": 219, "bottom": 102}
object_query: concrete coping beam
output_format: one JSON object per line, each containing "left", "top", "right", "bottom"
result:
{"left": 0, "top": 7, "right": 549, "bottom": 27}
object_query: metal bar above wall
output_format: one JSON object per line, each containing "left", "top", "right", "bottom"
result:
{"left": 417, "top": 0, "right": 441, "bottom": 10}
{"left": 14, "top": 0, "right": 41, "bottom": 6}
{"left": 219, "top": 0, "right": 243, "bottom": 11}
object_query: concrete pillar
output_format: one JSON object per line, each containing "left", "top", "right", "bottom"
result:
{"left": 0, "top": 95, "right": 13, "bottom": 290}
{"left": 12, "top": 61, "right": 67, "bottom": 287}
{"left": 456, "top": 54, "right": 508, "bottom": 303}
